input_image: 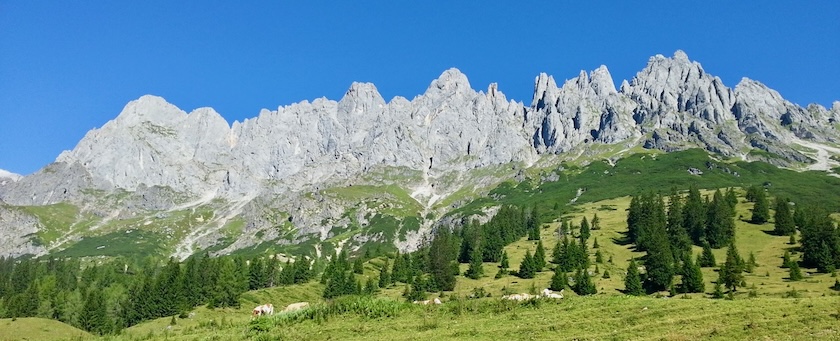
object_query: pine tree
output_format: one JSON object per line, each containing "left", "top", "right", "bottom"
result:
{"left": 78, "top": 289, "right": 110, "bottom": 335}
{"left": 719, "top": 242, "right": 745, "bottom": 292}
{"left": 248, "top": 257, "right": 266, "bottom": 290}
{"left": 643, "top": 227, "right": 674, "bottom": 292}
{"left": 378, "top": 259, "right": 391, "bottom": 288}
{"left": 427, "top": 227, "right": 459, "bottom": 291}
{"left": 465, "top": 242, "right": 484, "bottom": 280}
{"left": 830, "top": 279, "right": 840, "bottom": 291}
{"left": 746, "top": 252, "right": 758, "bottom": 273}
{"left": 518, "top": 250, "right": 537, "bottom": 279}
{"left": 788, "top": 234, "right": 796, "bottom": 245}
{"left": 593, "top": 238, "right": 600, "bottom": 249}
{"left": 683, "top": 185, "right": 707, "bottom": 244}
{"left": 527, "top": 206, "right": 541, "bottom": 241}
{"left": 681, "top": 253, "right": 705, "bottom": 293}
{"left": 773, "top": 198, "right": 795, "bottom": 236}
{"left": 603, "top": 269, "right": 611, "bottom": 278}
{"left": 534, "top": 241, "right": 546, "bottom": 271}
{"left": 750, "top": 187, "right": 770, "bottom": 224}
{"left": 591, "top": 214, "right": 601, "bottom": 230}
{"left": 363, "top": 277, "right": 377, "bottom": 295}
{"left": 789, "top": 260, "right": 803, "bottom": 281}
{"left": 725, "top": 187, "right": 738, "bottom": 210}
{"left": 573, "top": 268, "right": 596, "bottom": 295}
{"left": 549, "top": 268, "right": 567, "bottom": 291}
{"left": 781, "top": 250, "right": 792, "bottom": 268}
{"left": 699, "top": 242, "right": 716, "bottom": 267}
{"left": 624, "top": 259, "right": 644, "bottom": 296}
{"left": 210, "top": 258, "right": 241, "bottom": 308}
{"left": 499, "top": 250, "right": 510, "bottom": 271}
{"left": 667, "top": 192, "right": 691, "bottom": 259}
{"left": 579, "top": 216, "right": 591, "bottom": 242}
{"left": 798, "top": 207, "right": 840, "bottom": 273}
{"left": 353, "top": 258, "right": 364, "bottom": 274}
{"left": 712, "top": 279, "right": 724, "bottom": 299}
{"left": 706, "top": 190, "right": 736, "bottom": 248}
{"left": 595, "top": 250, "right": 604, "bottom": 264}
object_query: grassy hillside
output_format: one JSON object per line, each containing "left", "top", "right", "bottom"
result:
{"left": 0, "top": 317, "right": 90, "bottom": 341}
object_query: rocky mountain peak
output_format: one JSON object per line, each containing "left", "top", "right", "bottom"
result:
{"left": 113, "top": 95, "right": 187, "bottom": 127}
{"left": 531, "top": 73, "right": 559, "bottom": 109}
{"left": 428, "top": 68, "right": 471, "bottom": 96}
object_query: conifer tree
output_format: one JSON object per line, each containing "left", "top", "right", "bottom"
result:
{"left": 573, "top": 268, "right": 596, "bottom": 295}
{"left": 551, "top": 239, "right": 562, "bottom": 264}
{"left": 499, "top": 250, "right": 510, "bottom": 271}
{"left": 378, "top": 259, "right": 391, "bottom": 288}
{"left": 750, "top": 187, "right": 770, "bottom": 224}
{"left": 427, "top": 227, "right": 459, "bottom": 291}
{"left": 527, "top": 206, "right": 541, "bottom": 241}
{"left": 712, "top": 279, "right": 724, "bottom": 299}
{"left": 549, "top": 267, "right": 567, "bottom": 291}
{"left": 78, "top": 289, "right": 110, "bottom": 335}
{"left": 746, "top": 252, "right": 758, "bottom": 273}
{"left": 591, "top": 214, "right": 601, "bottom": 230}
{"left": 579, "top": 216, "right": 591, "bottom": 242}
{"left": 534, "top": 241, "right": 546, "bottom": 271}
{"left": 773, "top": 198, "right": 795, "bottom": 236}
{"left": 699, "top": 242, "right": 716, "bottom": 267}
{"left": 781, "top": 250, "right": 792, "bottom": 268}
{"left": 602, "top": 269, "right": 611, "bottom": 279}
{"left": 517, "top": 250, "right": 537, "bottom": 279}
{"left": 593, "top": 237, "right": 600, "bottom": 249}
{"left": 624, "top": 259, "right": 644, "bottom": 296}
{"left": 719, "top": 242, "right": 745, "bottom": 292}
{"left": 353, "top": 258, "right": 364, "bottom": 275}
{"left": 643, "top": 228, "right": 674, "bottom": 292}
{"left": 465, "top": 242, "right": 484, "bottom": 279}
{"left": 595, "top": 250, "right": 604, "bottom": 264}
{"left": 681, "top": 253, "right": 705, "bottom": 293}
{"left": 788, "top": 234, "right": 796, "bottom": 245}
{"left": 364, "top": 277, "right": 378, "bottom": 295}
{"left": 706, "top": 189, "right": 736, "bottom": 248}
{"left": 789, "top": 260, "right": 803, "bottom": 281}
{"left": 209, "top": 258, "right": 241, "bottom": 308}
{"left": 683, "top": 185, "right": 707, "bottom": 244}
{"left": 667, "top": 192, "right": 692, "bottom": 259}
{"left": 725, "top": 187, "right": 738, "bottom": 210}
{"left": 248, "top": 257, "right": 266, "bottom": 290}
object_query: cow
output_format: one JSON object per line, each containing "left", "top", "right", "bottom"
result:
{"left": 252, "top": 304, "right": 274, "bottom": 316}
{"left": 502, "top": 293, "right": 536, "bottom": 301}
{"left": 541, "top": 288, "right": 564, "bottom": 299}
{"left": 283, "top": 302, "right": 310, "bottom": 312}
{"left": 412, "top": 298, "right": 443, "bottom": 305}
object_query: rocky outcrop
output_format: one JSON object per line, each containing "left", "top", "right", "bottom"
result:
{"left": 0, "top": 205, "right": 47, "bottom": 258}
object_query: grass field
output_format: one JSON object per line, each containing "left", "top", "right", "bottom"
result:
{"left": 0, "top": 317, "right": 89, "bottom": 341}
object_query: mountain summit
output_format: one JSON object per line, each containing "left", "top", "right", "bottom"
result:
{"left": 1, "top": 51, "right": 838, "bottom": 258}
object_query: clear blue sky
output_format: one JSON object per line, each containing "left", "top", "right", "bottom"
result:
{"left": 1, "top": 1, "right": 838, "bottom": 175}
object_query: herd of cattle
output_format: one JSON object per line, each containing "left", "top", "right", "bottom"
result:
{"left": 251, "top": 288, "right": 563, "bottom": 316}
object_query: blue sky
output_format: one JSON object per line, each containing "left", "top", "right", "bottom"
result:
{"left": 1, "top": 1, "right": 838, "bottom": 175}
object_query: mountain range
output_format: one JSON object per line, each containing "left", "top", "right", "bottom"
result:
{"left": 1, "top": 50, "right": 838, "bottom": 259}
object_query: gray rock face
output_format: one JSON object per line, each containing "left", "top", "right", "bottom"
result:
{"left": 0, "top": 205, "right": 47, "bottom": 257}
{"left": 1, "top": 51, "right": 838, "bottom": 258}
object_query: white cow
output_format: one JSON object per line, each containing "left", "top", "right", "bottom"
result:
{"left": 413, "top": 298, "right": 443, "bottom": 305}
{"left": 502, "top": 293, "right": 536, "bottom": 301}
{"left": 541, "top": 288, "right": 564, "bottom": 299}
{"left": 283, "top": 302, "right": 310, "bottom": 312}
{"left": 252, "top": 303, "right": 274, "bottom": 316}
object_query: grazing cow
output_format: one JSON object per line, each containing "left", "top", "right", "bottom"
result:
{"left": 412, "top": 298, "right": 443, "bottom": 305}
{"left": 283, "top": 302, "right": 310, "bottom": 312}
{"left": 502, "top": 293, "right": 536, "bottom": 301}
{"left": 252, "top": 304, "right": 274, "bottom": 316}
{"left": 541, "top": 288, "right": 564, "bottom": 299}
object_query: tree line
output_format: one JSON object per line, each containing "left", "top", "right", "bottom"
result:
{"left": 0, "top": 253, "right": 314, "bottom": 335}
